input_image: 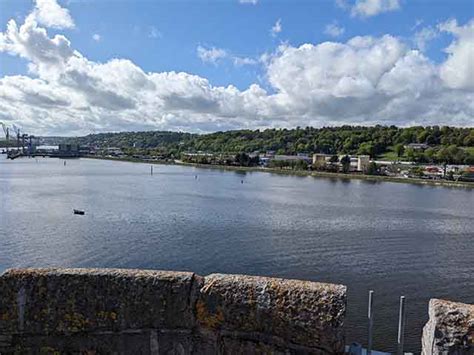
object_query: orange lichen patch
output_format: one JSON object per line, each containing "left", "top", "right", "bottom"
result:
{"left": 62, "top": 312, "right": 90, "bottom": 332}
{"left": 196, "top": 300, "right": 224, "bottom": 329}
{"left": 96, "top": 311, "right": 117, "bottom": 321}
{"left": 39, "top": 346, "right": 61, "bottom": 355}
{"left": 3, "top": 268, "right": 55, "bottom": 278}
{"left": 0, "top": 312, "right": 12, "bottom": 321}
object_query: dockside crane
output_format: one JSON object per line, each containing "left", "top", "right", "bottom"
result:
{"left": 11, "top": 124, "right": 20, "bottom": 151}
{"left": 1, "top": 123, "right": 38, "bottom": 157}
{"left": 11, "top": 124, "right": 27, "bottom": 153}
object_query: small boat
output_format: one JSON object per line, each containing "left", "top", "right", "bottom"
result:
{"left": 73, "top": 209, "right": 85, "bottom": 215}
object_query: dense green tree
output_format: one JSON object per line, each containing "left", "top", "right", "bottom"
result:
{"left": 66, "top": 126, "right": 474, "bottom": 165}
{"left": 367, "top": 162, "right": 378, "bottom": 175}
{"left": 406, "top": 148, "right": 415, "bottom": 161}
{"left": 357, "top": 142, "right": 374, "bottom": 157}
{"left": 394, "top": 144, "right": 405, "bottom": 158}
{"left": 340, "top": 155, "right": 351, "bottom": 173}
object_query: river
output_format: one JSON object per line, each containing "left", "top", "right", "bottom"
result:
{"left": 0, "top": 157, "right": 472, "bottom": 352}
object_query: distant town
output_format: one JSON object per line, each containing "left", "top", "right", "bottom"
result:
{"left": 1, "top": 125, "right": 473, "bottom": 184}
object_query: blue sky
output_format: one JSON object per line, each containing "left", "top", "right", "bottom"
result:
{"left": 0, "top": 0, "right": 473, "bottom": 135}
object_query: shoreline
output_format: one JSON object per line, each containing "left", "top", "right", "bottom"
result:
{"left": 84, "top": 155, "right": 474, "bottom": 189}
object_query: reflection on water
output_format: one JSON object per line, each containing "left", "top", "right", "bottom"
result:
{"left": 0, "top": 157, "right": 473, "bottom": 352}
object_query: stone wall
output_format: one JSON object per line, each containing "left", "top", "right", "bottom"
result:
{"left": 0, "top": 268, "right": 347, "bottom": 354}
{"left": 421, "top": 298, "right": 474, "bottom": 355}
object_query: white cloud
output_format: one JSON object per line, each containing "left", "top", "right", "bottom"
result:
{"left": 196, "top": 45, "right": 257, "bottom": 67}
{"left": 31, "top": 0, "right": 75, "bottom": 29}
{"left": 239, "top": 0, "right": 258, "bottom": 4}
{"left": 413, "top": 26, "right": 438, "bottom": 52}
{"left": 335, "top": 0, "right": 350, "bottom": 10}
{"left": 92, "top": 33, "right": 101, "bottom": 42}
{"left": 149, "top": 26, "right": 161, "bottom": 39}
{"left": 271, "top": 19, "right": 282, "bottom": 37}
{"left": 0, "top": 16, "right": 75, "bottom": 78}
{"left": 338, "top": 0, "right": 401, "bottom": 18}
{"left": 233, "top": 57, "right": 258, "bottom": 66}
{"left": 411, "top": 19, "right": 424, "bottom": 31}
{"left": 325, "top": 22, "right": 345, "bottom": 37}
{"left": 438, "top": 19, "right": 474, "bottom": 90}
{"left": 266, "top": 36, "right": 407, "bottom": 102}
{"left": 197, "top": 45, "right": 228, "bottom": 64}
{"left": 261, "top": 33, "right": 472, "bottom": 125}
{"left": 0, "top": 0, "right": 473, "bottom": 136}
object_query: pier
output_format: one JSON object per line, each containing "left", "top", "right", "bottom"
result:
{"left": 5, "top": 148, "right": 81, "bottom": 160}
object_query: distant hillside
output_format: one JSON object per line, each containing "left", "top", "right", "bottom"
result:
{"left": 69, "top": 131, "right": 194, "bottom": 149}
{"left": 66, "top": 126, "right": 474, "bottom": 164}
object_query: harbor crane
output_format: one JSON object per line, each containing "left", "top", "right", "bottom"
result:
{"left": 1, "top": 123, "right": 37, "bottom": 158}
{"left": 11, "top": 124, "right": 22, "bottom": 152}
{"left": 10, "top": 124, "right": 36, "bottom": 154}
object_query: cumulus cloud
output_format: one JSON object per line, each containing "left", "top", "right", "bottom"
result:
{"left": 438, "top": 19, "right": 474, "bottom": 90}
{"left": 239, "top": 0, "right": 258, "bottom": 4}
{"left": 30, "top": 0, "right": 75, "bottom": 29}
{"left": 92, "top": 33, "right": 101, "bottom": 42}
{"left": 0, "top": 16, "right": 75, "bottom": 78}
{"left": 271, "top": 19, "right": 282, "bottom": 37}
{"left": 338, "top": 0, "right": 401, "bottom": 18}
{"left": 0, "top": 0, "right": 473, "bottom": 135}
{"left": 197, "top": 45, "right": 228, "bottom": 64}
{"left": 324, "top": 22, "right": 345, "bottom": 37}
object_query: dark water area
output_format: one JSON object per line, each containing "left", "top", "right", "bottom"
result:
{"left": 1, "top": 157, "right": 473, "bottom": 353}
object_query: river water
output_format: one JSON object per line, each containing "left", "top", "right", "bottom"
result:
{"left": 0, "top": 157, "right": 472, "bottom": 352}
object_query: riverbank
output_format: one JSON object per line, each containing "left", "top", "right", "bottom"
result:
{"left": 85, "top": 155, "right": 474, "bottom": 189}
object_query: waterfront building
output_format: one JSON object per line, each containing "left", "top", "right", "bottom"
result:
{"left": 357, "top": 155, "right": 370, "bottom": 172}
{"left": 312, "top": 153, "right": 332, "bottom": 165}
{"left": 424, "top": 166, "right": 443, "bottom": 179}
{"left": 405, "top": 143, "right": 429, "bottom": 151}
{"left": 58, "top": 143, "right": 79, "bottom": 153}
{"left": 104, "top": 147, "right": 124, "bottom": 157}
{"left": 274, "top": 155, "right": 312, "bottom": 163}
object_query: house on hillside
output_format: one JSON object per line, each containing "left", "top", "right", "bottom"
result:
{"left": 405, "top": 143, "right": 429, "bottom": 151}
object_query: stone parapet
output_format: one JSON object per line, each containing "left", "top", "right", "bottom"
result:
{"left": 0, "top": 268, "right": 347, "bottom": 354}
{"left": 422, "top": 298, "right": 474, "bottom": 355}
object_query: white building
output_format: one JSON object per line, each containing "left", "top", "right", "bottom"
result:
{"left": 357, "top": 155, "right": 370, "bottom": 172}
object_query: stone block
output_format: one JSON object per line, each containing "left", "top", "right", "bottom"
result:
{"left": 197, "top": 273, "right": 347, "bottom": 353}
{"left": 0, "top": 268, "right": 201, "bottom": 335}
{"left": 422, "top": 298, "right": 474, "bottom": 355}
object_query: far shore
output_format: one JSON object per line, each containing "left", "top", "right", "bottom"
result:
{"left": 83, "top": 155, "right": 474, "bottom": 189}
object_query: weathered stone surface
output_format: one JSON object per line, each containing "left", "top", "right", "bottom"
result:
{"left": 0, "top": 268, "right": 200, "bottom": 335}
{"left": 197, "top": 273, "right": 347, "bottom": 353}
{"left": 0, "top": 268, "right": 347, "bottom": 354}
{"left": 422, "top": 298, "right": 474, "bottom": 355}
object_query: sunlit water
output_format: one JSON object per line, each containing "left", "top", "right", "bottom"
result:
{"left": 1, "top": 157, "right": 473, "bottom": 352}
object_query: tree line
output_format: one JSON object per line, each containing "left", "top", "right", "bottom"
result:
{"left": 68, "top": 125, "right": 474, "bottom": 164}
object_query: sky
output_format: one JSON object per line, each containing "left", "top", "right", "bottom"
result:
{"left": 0, "top": 0, "right": 473, "bottom": 136}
